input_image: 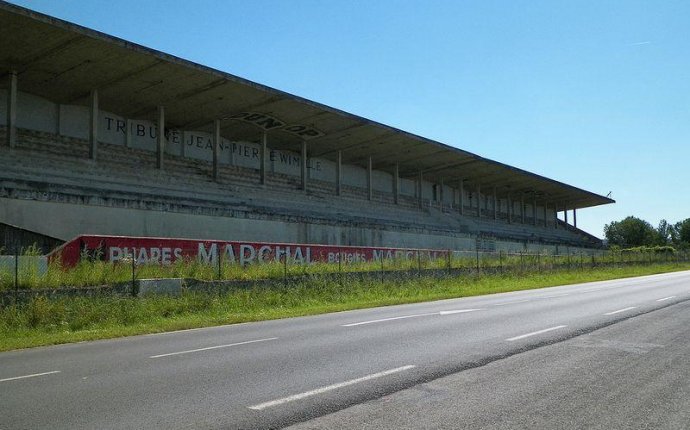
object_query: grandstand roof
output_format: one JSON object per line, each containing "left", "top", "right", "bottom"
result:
{"left": 0, "top": 1, "right": 614, "bottom": 209}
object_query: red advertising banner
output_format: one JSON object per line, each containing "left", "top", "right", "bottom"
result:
{"left": 50, "top": 235, "right": 451, "bottom": 267}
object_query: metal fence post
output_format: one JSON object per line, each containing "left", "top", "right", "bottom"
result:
{"left": 131, "top": 254, "right": 136, "bottom": 297}
{"left": 14, "top": 249, "right": 19, "bottom": 300}
{"left": 499, "top": 250, "right": 503, "bottom": 273}
{"left": 218, "top": 252, "right": 222, "bottom": 280}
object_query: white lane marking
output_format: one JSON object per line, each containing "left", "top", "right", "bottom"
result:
{"left": 343, "top": 309, "right": 482, "bottom": 326}
{"left": 439, "top": 309, "right": 483, "bottom": 315}
{"left": 149, "top": 337, "right": 278, "bottom": 358}
{"left": 535, "top": 293, "right": 570, "bottom": 299}
{"left": 657, "top": 296, "right": 676, "bottom": 302}
{"left": 604, "top": 307, "right": 637, "bottom": 316}
{"left": 248, "top": 365, "right": 416, "bottom": 410}
{"left": 0, "top": 370, "right": 61, "bottom": 383}
{"left": 506, "top": 325, "right": 567, "bottom": 342}
{"left": 491, "top": 299, "right": 530, "bottom": 306}
{"left": 342, "top": 313, "right": 435, "bottom": 327}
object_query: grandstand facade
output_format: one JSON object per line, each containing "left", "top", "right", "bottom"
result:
{"left": 0, "top": 2, "right": 613, "bottom": 255}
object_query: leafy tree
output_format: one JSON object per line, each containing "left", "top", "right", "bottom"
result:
{"left": 604, "top": 216, "right": 657, "bottom": 247}
{"left": 676, "top": 218, "right": 690, "bottom": 245}
{"left": 656, "top": 219, "right": 676, "bottom": 245}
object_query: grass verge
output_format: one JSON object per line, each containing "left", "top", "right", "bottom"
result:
{"left": 1, "top": 263, "right": 689, "bottom": 352}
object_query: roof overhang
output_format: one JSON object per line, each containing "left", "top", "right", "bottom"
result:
{"left": 0, "top": 1, "right": 614, "bottom": 209}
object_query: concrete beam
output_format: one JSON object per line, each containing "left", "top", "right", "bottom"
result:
{"left": 260, "top": 132, "right": 267, "bottom": 186}
{"left": 156, "top": 105, "right": 165, "bottom": 169}
{"left": 393, "top": 163, "right": 399, "bottom": 204}
{"left": 6, "top": 71, "right": 17, "bottom": 149}
{"left": 301, "top": 141, "right": 307, "bottom": 192}
{"left": 89, "top": 89, "right": 98, "bottom": 160}
{"left": 213, "top": 120, "right": 221, "bottom": 181}
{"left": 367, "top": 156, "right": 373, "bottom": 201}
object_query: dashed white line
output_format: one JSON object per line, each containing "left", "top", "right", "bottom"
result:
{"left": 343, "top": 309, "right": 482, "bottom": 326}
{"left": 248, "top": 365, "right": 416, "bottom": 410}
{"left": 342, "top": 313, "right": 435, "bottom": 327}
{"left": 506, "top": 325, "right": 567, "bottom": 342}
{"left": 149, "top": 337, "right": 278, "bottom": 358}
{"left": 656, "top": 296, "right": 676, "bottom": 302}
{"left": 491, "top": 299, "right": 531, "bottom": 306}
{"left": 439, "top": 309, "right": 483, "bottom": 315}
{"left": 0, "top": 370, "right": 61, "bottom": 383}
{"left": 604, "top": 307, "right": 637, "bottom": 316}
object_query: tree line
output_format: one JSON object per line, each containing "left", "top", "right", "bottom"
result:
{"left": 604, "top": 217, "right": 690, "bottom": 249}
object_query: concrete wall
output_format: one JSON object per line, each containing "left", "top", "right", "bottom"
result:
{"left": 0, "top": 197, "right": 584, "bottom": 254}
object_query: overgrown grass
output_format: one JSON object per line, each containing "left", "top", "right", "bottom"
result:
{"left": 1, "top": 262, "right": 689, "bottom": 351}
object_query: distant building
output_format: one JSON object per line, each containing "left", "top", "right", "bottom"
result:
{"left": 0, "top": 2, "right": 613, "bottom": 254}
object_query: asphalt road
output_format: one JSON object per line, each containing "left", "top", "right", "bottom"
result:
{"left": 1, "top": 270, "right": 689, "bottom": 429}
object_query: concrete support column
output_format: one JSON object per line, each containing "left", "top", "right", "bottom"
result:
{"left": 336, "top": 150, "right": 342, "bottom": 196}
{"left": 476, "top": 184, "right": 481, "bottom": 217}
{"left": 564, "top": 205, "right": 569, "bottom": 225}
{"left": 393, "top": 163, "right": 399, "bottom": 204}
{"left": 89, "top": 89, "right": 98, "bottom": 160}
{"left": 212, "top": 120, "right": 221, "bottom": 181}
{"left": 493, "top": 187, "right": 497, "bottom": 220}
{"left": 574, "top": 208, "right": 578, "bottom": 229}
{"left": 439, "top": 178, "right": 444, "bottom": 210}
{"left": 521, "top": 196, "right": 525, "bottom": 224}
{"left": 367, "top": 156, "right": 373, "bottom": 201}
{"left": 260, "top": 132, "right": 267, "bottom": 185}
{"left": 507, "top": 197, "right": 512, "bottom": 224}
{"left": 543, "top": 203, "right": 548, "bottom": 228}
{"left": 459, "top": 179, "right": 464, "bottom": 215}
{"left": 418, "top": 171, "right": 423, "bottom": 208}
{"left": 554, "top": 208, "right": 559, "bottom": 229}
{"left": 533, "top": 197, "right": 538, "bottom": 226}
{"left": 301, "top": 141, "right": 308, "bottom": 192}
{"left": 156, "top": 105, "right": 165, "bottom": 169}
{"left": 6, "top": 71, "right": 17, "bottom": 148}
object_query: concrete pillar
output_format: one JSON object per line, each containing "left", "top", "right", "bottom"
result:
{"left": 543, "top": 203, "right": 548, "bottom": 228}
{"left": 418, "top": 171, "right": 423, "bottom": 208}
{"left": 574, "top": 208, "right": 578, "bottom": 228}
{"left": 554, "top": 207, "right": 559, "bottom": 229}
{"left": 156, "top": 105, "right": 165, "bottom": 169}
{"left": 439, "top": 178, "right": 444, "bottom": 210}
{"left": 459, "top": 179, "right": 464, "bottom": 215}
{"left": 301, "top": 141, "right": 308, "bottom": 192}
{"left": 6, "top": 71, "right": 17, "bottom": 148}
{"left": 564, "top": 205, "right": 569, "bottom": 224}
{"left": 336, "top": 150, "right": 342, "bottom": 196}
{"left": 507, "top": 197, "right": 512, "bottom": 224}
{"left": 260, "top": 132, "right": 267, "bottom": 185}
{"left": 493, "top": 187, "right": 497, "bottom": 220}
{"left": 393, "top": 163, "right": 399, "bottom": 204}
{"left": 521, "top": 196, "right": 525, "bottom": 224}
{"left": 367, "top": 156, "right": 373, "bottom": 201}
{"left": 533, "top": 197, "right": 537, "bottom": 226}
{"left": 89, "top": 89, "right": 98, "bottom": 160}
{"left": 212, "top": 120, "right": 221, "bottom": 181}
{"left": 476, "top": 184, "right": 481, "bottom": 217}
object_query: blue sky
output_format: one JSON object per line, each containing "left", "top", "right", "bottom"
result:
{"left": 10, "top": 0, "right": 690, "bottom": 238}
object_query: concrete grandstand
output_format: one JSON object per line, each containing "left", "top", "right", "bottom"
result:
{"left": 0, "top": 2, "right": 614, "bottom": 255}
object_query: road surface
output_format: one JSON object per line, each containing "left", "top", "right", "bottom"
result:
{"left": 1, "top": 270, "right": 689, "bottom": 429}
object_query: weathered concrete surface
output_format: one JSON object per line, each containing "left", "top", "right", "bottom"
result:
{"left": 135, "top": 278, "right": 183, "bottom": 296}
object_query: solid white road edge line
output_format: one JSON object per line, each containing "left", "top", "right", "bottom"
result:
{"left": 656, "top": 296, "right": 676, "bottom": 302}
{"left": 248, "top": 365, "right": 416, "bottom": 411}
{"left": 0, "top": 370, "right": 61, "bottom": 383}
{"left": 506, "top": 325, "right": 567, "bottom": 342}
{"left": 149, "top": 337, "right": 278, "bottom": 358}
{"left": 604, "top": 307, "right": 637, "bottom": 316}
